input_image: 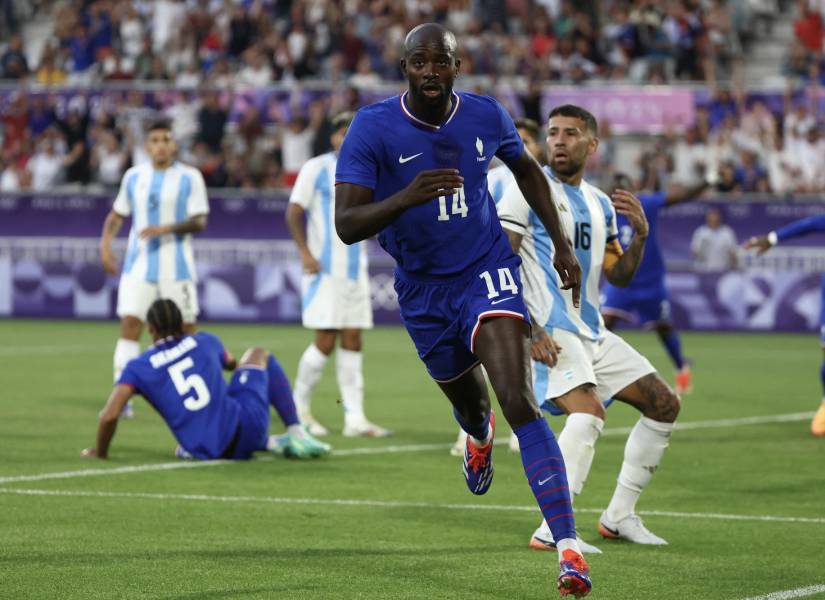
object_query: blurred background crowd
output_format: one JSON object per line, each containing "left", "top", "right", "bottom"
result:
{"left": 3, "top": 0, "right": 825, "bottom": 196}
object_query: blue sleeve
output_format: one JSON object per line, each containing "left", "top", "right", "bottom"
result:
{"left": 335, "top": 110, "right": 379, "bottom": 190}
{"left": 641, "top": 193, "right": 667, "bottom": 215}
{"left": 195, "top": 332, "right": 227, "bottom": 364}
{"left": 494, "top": 101, "right": 525, "bottom": 165}
{"left": 117, "top": 361, "right": 142, "bottom": 394}
{"left": 776, "top": 214, "right": 825, "bottom": 242}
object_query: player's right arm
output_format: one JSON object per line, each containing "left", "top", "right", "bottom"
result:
{"left": 81, "top": 384, "right": 134, "bottom": 458}
{"left": 100, "top": 210, "right": 125, "bottom": 275}
{"left": 335, "top": 172, "right": 464, "bottom": 244}
{"left": 333, "top": 110, "right": 463, "bottom": 244}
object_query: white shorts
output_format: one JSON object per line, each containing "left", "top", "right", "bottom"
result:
{"left": 116, "top": 275, "right": 199, "bottom": 323}
{"left": 543, "top": 329, "right": 655, "bottom": 402}
{"left": 301, "top": 273, "right": 373, "bottom": 330}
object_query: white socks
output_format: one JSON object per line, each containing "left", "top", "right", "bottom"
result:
{"left": 113, "top": 339, "right": 140, "bottom": 382}
{"left": 336, "top": 348, "right": 366, "bottom": 424}
{"left": 558, "top": 413, "right": 604, "bottom": 497}
{"left": 605, "top": 416, "right": 675, "bottom": 522}
{"left": 293, "top": 344, "right": 329, "bottom": 417}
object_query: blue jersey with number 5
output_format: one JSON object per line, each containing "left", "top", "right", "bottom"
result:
{"left": 336, "top": 91, "right": 524, "bottom": 281}
{"left": 118, "top": 332, "right": 240, "bottom": 459}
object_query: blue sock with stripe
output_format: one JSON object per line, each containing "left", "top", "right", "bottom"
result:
{"left": 661, "top": 330, "right": 685, "bottom": 370}
{"left": 266, "top": 355, "right": 300, "bottom": 427}
{"left": 453, "top": 407, "right": 490, "bottom": 442}
{"left": 515, "top": 417, "right": 576, "bottom": 543}
{"left": 820, "top": 360, "right": 825, "bottom": 395}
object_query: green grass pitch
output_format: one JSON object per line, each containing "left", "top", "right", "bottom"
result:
{"left": 1, "top": 320, "right": 824, "bottom": 599}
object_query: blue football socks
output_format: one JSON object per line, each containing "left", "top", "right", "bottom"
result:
{"left": 453, "top": 407, "right": 490, "bottom": 441}
{"left": 820, "top": 360, "right": 825, "bottom": 395}
{"left": 515, "top": 417, "right": 576, "bottom": 543}
{"left": 266, "top": 355, "right": 300, "bottom": 427}
{"left": 661, "top": 330, "right": 685, "bottom": 370}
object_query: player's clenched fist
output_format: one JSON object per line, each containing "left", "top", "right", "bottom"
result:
{"left": 743, "top": 235, "right": 772, "bottom": 256}
{"left": 611, "top": 189, "right": 649, "bottom": 238}
{"left": 401, "top": 169, "right": 464, "bottom": 207}
{"left": 100, "top": 246, "right": 119, "bottom": 275}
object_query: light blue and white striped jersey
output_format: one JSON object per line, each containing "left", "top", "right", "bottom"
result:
{"left": 113, "top": 161, "right": 209, "bottom": 283}
{"left": 487, "top": 164, "right": 515, "bottom": 205}
{"left": 497, "top": 166, "right": 618, "bottom": 341}
{"left": 289, "top": 152, "right": 368, "bottom": 281}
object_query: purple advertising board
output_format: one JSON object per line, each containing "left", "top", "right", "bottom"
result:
{"left": 0, "top": 193, "right": 823, "bottom": 333}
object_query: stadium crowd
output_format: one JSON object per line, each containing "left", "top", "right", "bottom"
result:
{"left": 0, "top": 0, "right": 819, "bottom": 195}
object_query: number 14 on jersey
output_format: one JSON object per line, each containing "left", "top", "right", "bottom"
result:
{"left": 437, "top": 188, "right": 468, "bottom": 221}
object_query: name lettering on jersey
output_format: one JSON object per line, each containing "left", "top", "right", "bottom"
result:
{"left": 150, "top": 336, "right": 199, "bottom": 369}
{"left": 398, "top": 153, "right": 423, "bottom": 164}
{"left": 475, "top": 137, "right": 486, "bottom": 162}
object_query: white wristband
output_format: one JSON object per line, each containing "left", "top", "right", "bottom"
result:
{"left": 767, "top": 231, "right": 778, "bottom": 246}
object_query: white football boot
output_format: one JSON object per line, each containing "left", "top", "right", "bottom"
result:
{"left": 598, "top": 512, "right": 668, "bottom": 545}
{"left": 342, "top": 418, "right": 393, "bottom": 438}
{"left": 299, "top": 412, "right": 329, "bottom": 437}
{"left": 528, "top": 521, "right": 602, "bottom": 554}
{"left": 450, "top": 429, "right": 468, "bottom": 456}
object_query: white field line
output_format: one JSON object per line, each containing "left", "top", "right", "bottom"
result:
{"left": 0, "top": 487, "right": 823, "bottom": 526}
{"left": 0, "top": 411, "right": 814, "bottom": 485}
{"left": 0, "top": 344, "right": 106, "bottom": 357}
{"left": 738, "top": 584, "right": 825, "bottom": 600}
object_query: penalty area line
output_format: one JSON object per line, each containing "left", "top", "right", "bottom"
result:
{"left": 738, "top": 584, "right": 825, "bottom": 600}
{"left": 0, "top": 488, "right": 823, "bottom": 526}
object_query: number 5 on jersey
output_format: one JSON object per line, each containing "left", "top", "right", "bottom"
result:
{"left": 168, "top": 357, "right": 211, "bottom": 411}
{"left": 437, "top": 188, "right": 468, "bottom": 221}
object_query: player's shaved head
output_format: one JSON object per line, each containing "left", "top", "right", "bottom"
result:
{"left": 403, "top": 23, "right": 457, "bottom": 57}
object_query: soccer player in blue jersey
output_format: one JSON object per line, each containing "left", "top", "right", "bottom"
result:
{"left": 601, "top": 173, "right": 711, "bottom": 394}
{"left": 81, "top": 299, "right": 330, "bottom": 460}
{"left": 497, "top": 105, "right": 681, "bottom": 551}
{"left": 746, "top": 215, "right": 825, "bottom": 436}
{"left": 333, "top": 23, "right": 591, "bottom": 597}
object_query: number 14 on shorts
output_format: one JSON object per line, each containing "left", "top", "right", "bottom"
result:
{"left": 479, "top": 267, "right": 518, "bottom": 299}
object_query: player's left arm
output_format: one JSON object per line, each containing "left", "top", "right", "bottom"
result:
{"left": 507, "top": 151, "right": 581, "bottom": 306}
{"left": 665, "top": 180, "right": 710, "bottom": 206}
{"left": 604, "top": 189, "right": 648, "bottom": 287}
{"left": 81, "top": 384, "right": 134, "bottom": 458}
{"left": 745, "top": 214, "right": 825, "bottom": 255}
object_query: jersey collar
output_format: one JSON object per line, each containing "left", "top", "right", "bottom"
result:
{"left": 400, "top": 91, "right": 461, "bottom": 130}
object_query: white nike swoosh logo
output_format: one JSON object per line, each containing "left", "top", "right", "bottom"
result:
{"left": 490, "top": 296, "right": 515, "bottom": 305}
{"left": 398, "top": 153, "right": 423, "bottom": 164}
{"left": 538, "top": 474, "right": 558, "bottom": 486}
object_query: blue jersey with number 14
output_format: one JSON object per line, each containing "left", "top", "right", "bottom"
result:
{"left": 118, "top": 332, "right": 239, "bottom": 459}
{"left": 336, "top": 91, "right": 525, "bottom": 281}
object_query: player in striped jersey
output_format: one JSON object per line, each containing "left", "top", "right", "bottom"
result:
{"left": 746, "top": 214, "right": 825, "bottom": 436}
{"left": 486, "top": 118, "right": 542, "bottom": 205}
{"left": 99, "top": 120, "right": 209, "bottom": 418}
{"left": 497, "top": 105, "right": 681, "bottom": 550}
{"left": 286, "top": 112, "right": 390, "bottom": 438}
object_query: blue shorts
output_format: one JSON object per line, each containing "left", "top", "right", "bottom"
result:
{"left": 226, "top": 366, "right": 270, "bottom": 459}
{"left": 820, "top": 274, "right": 825, "bottom": 346}
{"left": 602, "top": 285, "right": 671, "bottom": 326}
{"left": 395, "top": 253, "right": 530, "bottom": 382}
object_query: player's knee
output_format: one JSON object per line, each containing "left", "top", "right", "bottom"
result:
{"left": 651, "top": 388, "right": 681, "bottom": 423}
{"left": 556, "top": 385, "right": 605, "bottom": 419}
{"left": 498, "top": 389, "right": 541, "bottom": 427}
{"left": 314, "top": 330, "right": 337, "bottom": 355}
{"left": 340, "top": 329, "right": 362, "bottom": 351}
{"left": 120, "top": 316, "right": 143, "bottom": 340}
{"left": 240, "top": 346, "right": 269, "bottom": 368}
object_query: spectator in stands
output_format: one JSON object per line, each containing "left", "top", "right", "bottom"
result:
{"left": 1, "top": 33, "right": 28, "bottom": 79}
{"left": 765, "top": 134, "right": 801, "bottom": 196}
{"left": 691, "top": 207, "right": 739, "bottom": 272}
{"left": 736, "top": 150, "right": 769, "bottom": 192}
{"left": 281, "top": 116, "right": 315, "bottom": 186}
{"left": 57, "top": 105, "right": 91, "bottom": 185}
{"left": 196, "top": 91, "right": 228, "bottom": 153}
{"left": 237, "top": 48, "right": 272, "bottom": 87}
{"left": 90, "top": 129, "right": 127, "bottom": 188}
{"left": 671, "top": 125, "right": 708, "bottom": 185}
{"left": 28, "top": 134, "right": 66, "bottom": 191}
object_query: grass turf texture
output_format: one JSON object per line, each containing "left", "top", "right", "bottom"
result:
{"left": 1, "top": 320, "right": 824, "bottom": 600}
